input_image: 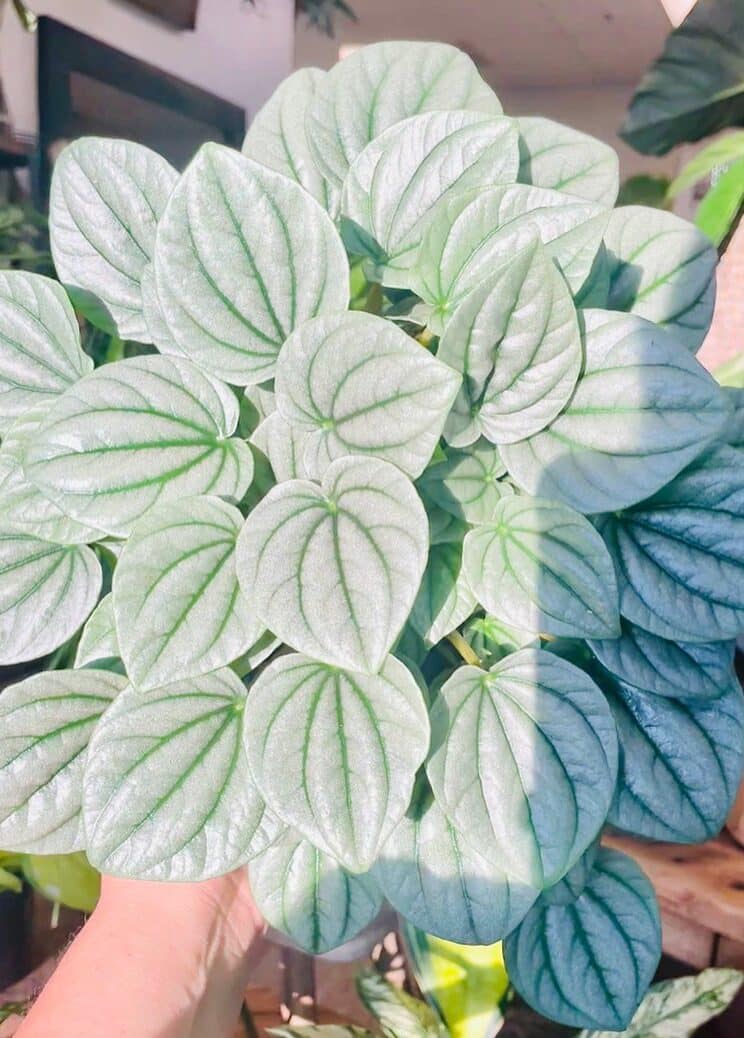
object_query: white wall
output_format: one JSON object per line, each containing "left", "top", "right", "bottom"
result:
{"left": 1, "top": 0, "right": 294, "bottom": 139}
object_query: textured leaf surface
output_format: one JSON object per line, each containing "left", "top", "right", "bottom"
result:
{"left": 114, "top": 496, "right": 259, "bottom": 691}
{"left": 463, "top": 497, "right": 619, "bottom": 638}
{"left": 237, "top": 456, "right": 428, "bottom": 672}
{"left": 355, "top": 969, "right": 444, "bottom": 1038}
{"left": 74, "top": 594, "right": 119, "bottom": 668}
{"left": 26, "top": 355, "right": 253, "bottom": 538}
{"left": 599, "top": 446, "right": 744, "bottom": 642}
{"left": 0, "top": 271, "right": 92, "bottom": 426}
{"left": 249, "top": 829, "right": 381, "bottom": 954}
{"left": 341, "top": 110, "right": 518, "bottom": 283}
{"left": 49, "top": 138, "right": 178, "bottom": 338}
{"left": 0, "top": 669, "right": 124, "bottom": 852}
{"left": 412, "top": 184, "right": 605, "bottom": 330}
{"left": 427, "top": 650, "right": 617, "bottom": 887}
{"left": 0, "top": 403, "right": 104, "bottom": 544}
{"left": 518, "top": 117, "right": 619, "bottom": 206}
{"left": 437, "top": 238, "right": 581, "bottom": 445}
{"left": 603, "top": 206, "right": 716, "bottom": 351}
{"left": 606, "top": 677, "right": 744, "bottom": 843}
{"left": 153, "top": 144, "right": 349, "bottom": 385}
{"left": 83, "top": 669, "right": 279, "bottom": 880}
{"left": 501, "top": 310, "right": 728, "bottom": 513}
{"left": 306, "top": 41, "right": 501, "bottom": 190}
{"left": 376, "top": 795, "right": 537, "bottom": 944}
{"left": 505, "top": 848, "right": 661, "bottom": 1030}
{"left": 242, "top": 67, "right": 335, "bottom": 210}
{"left": 410, "top": 539, "right": 476, "bottom": 646}
{"left": 243, "top": 653, "right": 429, "bottom": 872}
{"left": 275, "top": 312, "right": 460, "bottom": 479}
{"left": 588, "top": 621, "right": 737, "bottom": 702}
{"left": 580, "top": 968, "right": 744, "bottom": 1038}
{"left": 250, "top": 412, "right": 310, "bottom": 482}
{"left": 417, "top": 441, "right": 512, "bottom": 524}
{"left": 0, "top": 532, "right": 101, "bottom": 664}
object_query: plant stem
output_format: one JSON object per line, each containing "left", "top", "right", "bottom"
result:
{"left": 446, "top": 631, "right": 481, "bottom": 667}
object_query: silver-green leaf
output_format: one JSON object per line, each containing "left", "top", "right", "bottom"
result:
{"left": 49, "top": 138, "right": 178, "bottom": 339}
{"left": 417, "top": 440, "right": 512, "bottom": 524}
{"left": 306, "top": 41, "right": 502, "bottom": 191}
{"left": 599, "top": 445, "right": 744, "bottom": 642}
{"left": 275, "top": 312, "right": 460, "bottom": 479}
{"left": 113, "top": 496, "right": 260, "bottom": 691}
{"left": 25, "top": 355, "right": 253, "bottom": 538}
{"left": 605, "top": 676, "right": 744, "bottom": 843}
{"left": 427, "top": 650, "right": 618, "bottom": 887}
{"left": 375, "top": 794, "right": 538, "bottom": 944}
{"left": 236, "top": 455, "right": 428, "bottom": 672}
{"left": 83, "top": 669, "right": 280, "bottom": 880}
{"left": 153, "top": 144, "right": 349, "bottom": 385}
{"left": 0, "top": 531, "right": 101, "bottom": 664}
{"left": 249, "top": 828, "right": 382, "bottom": 954}
{"left": 437, "top": 237, "right": 582, "bottom": 445}
{"left": 0, "top": 669, "right": 124, "bottom": 852}
{"left": 243, "top": 653, "right": 430, "bottom": 872}
{"left": 341, "top": 110, "right": 519, "bottom": 285}
{"left": 604, "top": 206, "right": 716, "bottom": 352}
{"left": 412, "top": 184, "right": 606, "bottom": 331}
{"left": 517, "top": 117, "right": 619, "bottom": 206}
{"left": 410, "top": 539, "right": 476, "bottom": 646}
{"left": 0, "top": 271, "right": 92, "bottom": 427}
{"left": 504, "top": 847, "right": 661, "bottom": 1031}
{"left": 501, "top": 310, "right": 728, "bottom": 514}
{"left": 463, "top": 496, "right": 620, "bottom": 638}
{"left": 74, "top": 594, "right": 120, "bottom": 669}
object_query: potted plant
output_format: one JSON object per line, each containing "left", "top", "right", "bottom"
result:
{"left": 0, "top": 39, "right": 741, "bottom": 1032}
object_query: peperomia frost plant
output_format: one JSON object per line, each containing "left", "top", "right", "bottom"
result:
{"left": 0, "top": 39, "right": 742, "bottom": 1032}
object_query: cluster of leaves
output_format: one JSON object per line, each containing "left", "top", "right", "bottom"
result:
{"left": 273, "top": 967, "right": 743, "bottom": 1038}
{"left": 0, "top": 41, "right": 742, "bottom": 1031}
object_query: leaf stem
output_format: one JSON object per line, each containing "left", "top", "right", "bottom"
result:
{"left": 446, "top": 631, "right": 481, "bottom": 667}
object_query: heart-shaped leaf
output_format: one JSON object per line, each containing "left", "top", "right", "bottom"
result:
{"left": 49, "top": 138, "right": 178, "bottom": 339}
{"left": 243, "top": 653, "right": 430, "bottom": 872}
{"left": 581, "top": 969, "right": 744, "bottom": 1038}
{"left": 75, "top": 594, "right": 120, "bottom": 669}
{"left": 341, "top": 110, "right": 519, "bottom": 285}
{"left": 412, "top": 184, "right": 606, "bottom": 331}
{"left": 427, "top": 650, "right": 618, "bottom": 887}
{"left": 113, "top": 496, "right": 260, "bottom": 691}
{"left": 0, "top": 669, "right": 124, "bottom": 852}
{"left": 437, "top": 237, "right": 581, "bottom": 445}
{"left": 0, "top": 271, "right": 92, "bottom": 428}
{"left": 26, "top": 355, "right": 253, "bottom": 538}
{"left": 0, "top": 402, "right": 105, "bottom": 544}
{"left": 0, "top": 531, "right": 101, "bottom": 664}
{"left": 463, "top": 497, "right": 620, "bottom": 638}
{"left": 504, "top": 847, "right": 661, "bottom": 1030}
{"left": 153, "top": 144, "right": 349, "bottom": 385}
{"left": 517, "top": 117, "right": 619, "bottom": 206}
{"left": 83, "top": 669, "right": 280, "bottom": 880}
{"left": 588, "top": 621, "right": 737, "bottom": 702}
{"left": 605, "top": 674, "right": 744, "bottom": 842}
{"left": 237, "top": 455, "right": 428, "bottom": 672}
{"left": 599, "top": 445, "right": 744, "bottom": 642}
{"left": 501, "top": 310, "right": 728, "bottom": 514}
{"left": 376, "top": 793, "right": 538, "bottom": 944}
{"left": 242, "top": 67, "right": 336, "bottom": 211}
{"left": 275, "top": 312, "right": 460, "bottom": 479}
{"left": 249, "top": 828, "right": 382, "bottom": 954}
{"left": 305, "top": 41, "right": 501, "bottom": 191}
{"left": 417, "top": 441, "right": 513, "bottom": 524}
{"left": 410, "top": 539, "right": 476, "bottom": 646}
{"left": 603, "top": 206, "right": 716, "bottom": 352}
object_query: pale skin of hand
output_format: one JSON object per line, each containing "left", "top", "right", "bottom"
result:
{"left": 16, "top": 871, "right": 266, "bottom": 1038}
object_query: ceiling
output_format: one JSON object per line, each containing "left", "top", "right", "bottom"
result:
{"left": 295, "top": 0, "right": 672, "bottom": 88}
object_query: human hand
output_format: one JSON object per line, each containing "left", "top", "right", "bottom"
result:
{"left": 16, "top": 870, "right": 266, "bottom": 1038}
